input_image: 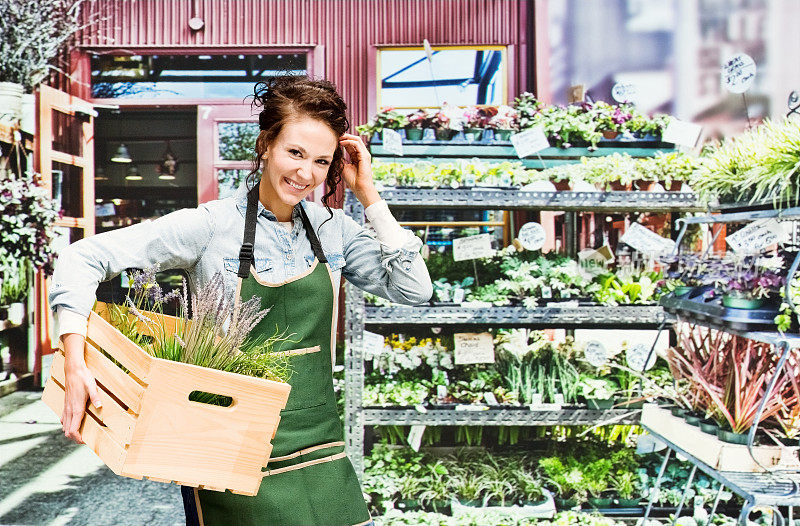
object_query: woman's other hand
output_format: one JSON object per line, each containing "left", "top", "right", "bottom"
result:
{"left": 340, "top": 133, "right": 380, "bottom": 207}
{"left": 61, "top": 333, "right": 103, "bottom": 444}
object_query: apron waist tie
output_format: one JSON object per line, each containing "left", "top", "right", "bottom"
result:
{"left": 262, "top": 440, "right": 347, "bottom": 477}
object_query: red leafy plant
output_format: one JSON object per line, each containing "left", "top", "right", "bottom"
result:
{"left": 666, "top": 322, "right": 798, "bottom": 435}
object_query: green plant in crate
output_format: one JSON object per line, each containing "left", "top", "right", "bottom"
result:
{"left": 610, "top": 471, "right": 639, "bottom": 502}
{"left": 583, "top": 458, "right": 613, "bottom": 501}
{"left": 417, "top": 462, "right": 451, "bottom": 511}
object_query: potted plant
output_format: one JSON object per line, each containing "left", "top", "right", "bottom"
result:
{"left": 452, "top": 469, "right": 487, "bottom": 507}
{"left": 513, "top": 91, "right": 544, "bottom": 130}
{"left": 592, "top": 102, "right": 632, "bottom": 140}
{"left": 0, "top": 256, "right": 30, "bottom": 324}
{"left": 0, "top": 0, "right": 94, "bottom": 124}
{"left": 418, "top": 462, "right": 452, "bottom": 514}
{"left": 429, "top": 103, "right": 463, "bottom": 141}
{"left": 539, "top": 456, "right": 586, "bottom": 509}
{"left": 714, "top": 264, "right": 783, "bottom": 310}
{"left": 404, "top": 109, "right": 430, "bottom": 141}
{"left": 461, "top": 106, "right": 490, "bottom": 141}
{"left": 356, "top": 107, "right": 409, "bottom": 142}
{"left": 395, "top": 473, "right": 425, "bottom": 511}
{"left": 583, "top": 458, "right": 613, "bottom": 508}
{"left": 486, "top": 105, "right": 518, "bottom": 141}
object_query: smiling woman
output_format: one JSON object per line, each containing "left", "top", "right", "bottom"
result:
{"left": 48, "top": 75, "right": 433, "bottom": 526}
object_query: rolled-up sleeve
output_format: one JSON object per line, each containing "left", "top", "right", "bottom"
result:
{"left": 340, "top": 200, "right": 433, "bottom": 305}
{"left": 49, "top": 206, "right": 215, "bottom": 337}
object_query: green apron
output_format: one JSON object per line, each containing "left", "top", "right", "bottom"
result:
{"left": 184, "top": 186, "right": 372, "bottom": 526}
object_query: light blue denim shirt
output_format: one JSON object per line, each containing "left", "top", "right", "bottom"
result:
{"left": 49, "top": 180, "right": 433, "bottom": 336}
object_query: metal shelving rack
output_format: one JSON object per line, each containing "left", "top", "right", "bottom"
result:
{"left": 646, "top": 205, "right": 800, "bottom": 525}
{"left": 344, "top": 143, "right": 703, "bottom": 477}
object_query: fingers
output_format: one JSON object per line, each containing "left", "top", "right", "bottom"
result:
{"left": 87, "top": 381, "right": 103, "bottom": 410}
{"left": 63, "top": 403, "right": 85, "bottom": 444}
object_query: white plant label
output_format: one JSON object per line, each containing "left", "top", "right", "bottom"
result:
{"left": 662, "top": 117, "right": 703, "bottom": 147}
{"left": 553, "top": 393, "right": 565, "bottom": 405}
{"left": 620, "top": 223, "right": 676, "bottom": 255}
{"left": 437, "top": 385, "right": 448, "bottom": 399}
{"left": 408, "top": 425, "right": 426, "bottom": 452}
{"left": 584, "top": 340, "right": 608, "bottom": 367}
{"left": 540, "top": 286, "right": 552, "bottom": 299}
{"left": 510, "top": 126, "right": 550, "bottom": 158}
{"left": 454, "top": 332, "right": 495, "bottom": 364}
{"left": 722, "top": 53, "right": 756, "bottom": 94}
{"left": 483, "top": 392, "right": 499, "bottom": 405}
{"left": 626, "top": 343, "right": 657, "bottom": 372}
{"left": 382, "top": 128, "right": 404, "bottom": 156}
{"left": 452, "top": 233, "right": 495, "bottom": 261}
{"left": 518, "top": 221, "right": 546, "bottom": 251}
{"left": 726, "top": 218, "right": 790, "bottom": 253}
{"left": 611, "top": 82, "right": 638, "bottom": 104}
{"left": 452, "top": 288, "right": 465, "bottom": 304}
{"left": 362, "top": 331, "right": 386, "bottom": 359}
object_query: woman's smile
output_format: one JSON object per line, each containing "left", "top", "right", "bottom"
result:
{"left": 283, "top": 176, "right": 310, "bottom": 192}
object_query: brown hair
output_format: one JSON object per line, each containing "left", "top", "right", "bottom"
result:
{"left": 248, "top": 75, "right": 349, "bottom": 226}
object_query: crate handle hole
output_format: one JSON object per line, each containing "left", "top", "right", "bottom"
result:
{"left": 188, "top": 391, "right": 234, "bottom": 407}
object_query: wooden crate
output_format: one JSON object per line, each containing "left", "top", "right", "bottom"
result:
{"left": 42, "top": 303, "right": 291, "bottom": 495}
{"left": 641, "top": 404, "right": 800, "bottom": 472}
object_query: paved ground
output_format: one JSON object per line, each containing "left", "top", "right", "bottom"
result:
{"left": 0, "top": 390, "right": 184, "bottom": 526}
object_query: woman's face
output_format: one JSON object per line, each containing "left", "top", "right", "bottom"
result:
{"left": 261, "top": 116, "right": 338, "bottom": 219}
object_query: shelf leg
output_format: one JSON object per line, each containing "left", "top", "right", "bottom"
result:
{"left": 671, "top": 464, "right": 697, "bottom": 525}
{"left": 708, "top": 482, "right": 725, "bottom": 519}
{"left": 738, "top": 500, "right": 755, "bottom": 526}
{"left": 644, "top": 447, "right": 672, "bottom": 520}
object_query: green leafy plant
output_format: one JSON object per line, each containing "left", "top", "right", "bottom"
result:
{"left": 356, "top": 107, "right": 410, "bottom": 137}
{"left": 0, "top": 255, "right": 30, "bottom": 306}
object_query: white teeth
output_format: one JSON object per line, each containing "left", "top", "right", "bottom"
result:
{"left": 285, "top": 178, "right": 308, "bottom": 190}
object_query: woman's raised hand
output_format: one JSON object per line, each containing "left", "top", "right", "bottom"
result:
{"left": 339, "top": 133, "right": 380, "bottom": 208}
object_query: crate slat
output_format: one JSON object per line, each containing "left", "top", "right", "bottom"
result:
{"left": 83, "top": 339, "right": 146, "bottom": 414}
{"left": 87, "top": 309, "right": 152, "bottom": 382}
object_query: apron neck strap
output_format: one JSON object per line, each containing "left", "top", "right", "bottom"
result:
{"left": 238, "top": 184, "right": 328, "bottom": 278}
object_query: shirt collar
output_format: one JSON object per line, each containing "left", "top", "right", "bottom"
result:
{"left": 234, "top": 179, "right": 304, "bottom": 227}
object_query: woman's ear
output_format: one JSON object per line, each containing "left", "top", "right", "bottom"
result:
{"left": 261, "top": 150, "right": 268, "bottom": 160}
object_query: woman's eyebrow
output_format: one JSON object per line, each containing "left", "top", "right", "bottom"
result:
{"left": 287, "top": 144, "right": 333, "bottom": 160}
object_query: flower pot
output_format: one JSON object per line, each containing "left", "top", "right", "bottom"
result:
{"left": 684, "top": 412, "right": 703, "bottom": 426}
{"left": 6, "top": 302, "right": 25, "bottom": 326}
{"left": 587, "top": 398, "right": 615, "bottom": 410}
{"left": 20, "top": 93, "right": 36, "bottom": 134}
{"left": 405, "top": 127, "right": 424, "bottom": 141}
{"left": 699, "top": 419, "right": 720, "bottom": 435}
{"left": 434, "top": 128, "right": 456, "bottom": 141}
{"left": 554, "top": 498, "right": 578, "bottom": 510}
{"left": 722, "top": 295, "right": 765, "bottom": 310}
{"left": 667, "top": 181, "right": 684, "bottom": 192}
{"left": 615, "top": 498, "right": 641, "bottom": 507}
{"left": 587, "top": 497, "right": 613, "bottom": 508}
{"left": 493, "top": 129, "right": 513, "bottom": 141}
{"left": 551, "top": 180, "right": 571, "bottom": 191}
{"left": 633, "top": 179, "right": 654, "bottom": 191}
{"left": 601, "top": 130, "right": 620, "bottom": 140}
{"left": 463, "top": 127, "right": 484, "bottom": 141}
{"left": 607, "top": 181, "right": 632, "bottom": 191}
{"left": 522, "top": 497, "right": 550, "bottom": 507}
{"left": 0, "top": 82, "right": 24, "bottom": 125}
{"left": 673, "top": 286, "right": 693, "bottom": 296}
{"left": 457, "top": 498, "right": 483, "bottom": 507}
{"left": 426, "top": 499, "right": 451, "bottom": 514}
{"left": 717, "top": 428, "right": 749, "bottom": 445}
{"left": 670, "top": 406, "right": 689, "bottom": 418}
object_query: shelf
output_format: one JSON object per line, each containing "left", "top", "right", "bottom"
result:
{"left": 364, "top": 304, "right": 670, "bottom": 329}
{"left": 376, "top": 187, "right": 702, "bottom": 212}
{"left": 678, "top": 206, "right": 800, "bottom": 224}
{"left": 643, "top": 423, "right": 800, "bottom": 508}
{"left": 660, "top": 295, "right": 779, "bottom": 333}
{"left": 370, "top": 142, "right": 675, "bottom": 169}
{"left": 362, "top": 407, "right": 641, "bottom": 426}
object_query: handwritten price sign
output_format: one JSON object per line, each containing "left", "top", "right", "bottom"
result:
{"left": 722, "top": 53, "right": 756, "bottom": 94}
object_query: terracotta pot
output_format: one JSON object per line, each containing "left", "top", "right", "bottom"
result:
{"left": 608, "top": 181, "right": 632, "bottom": 191}
{"left": 668, "top": 181, "right": 684, "bottom": 192}
{"left": 633, "top": 179, "right": 654, "bottom": 191}
{"left": 601, "top": 130, "right": 620, "bottom": 140}
{"left": 551, "top": 180, "right": 571, "bottom": 191}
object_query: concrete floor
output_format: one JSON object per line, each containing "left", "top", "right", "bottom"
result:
{"left": 0, "top": 390, "right": 185, "bottom": 526}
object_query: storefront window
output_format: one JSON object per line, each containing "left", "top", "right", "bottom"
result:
{"left": 218, "top": 122, "right": 259, "bottom": 161}
{"left": 378, "top": 46, "right": 507, "bottom": 108}
{"left": 91, "top": 54, "right": 307, "bottom": 99}
{"left": 218, "top": 169, "right": 250, "bottom": 199}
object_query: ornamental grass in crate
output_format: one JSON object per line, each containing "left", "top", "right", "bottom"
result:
{"left": 42, "top": 268, "right": 292, "bottom": 495}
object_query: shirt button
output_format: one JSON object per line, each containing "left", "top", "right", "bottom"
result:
{"left": 285, "top": 253, "right": 291, "bottom": 261}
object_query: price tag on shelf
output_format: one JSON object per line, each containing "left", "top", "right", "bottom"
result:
{"left": 725, "top": 218, "right": 790, "bottom": 253}
{"left": 722, "top": 52, "right": 756, "bottom": 94}
{"left": 662, "top": 117, "right": 702, "bottom": 148}
{"left": 584, "top": 340, "right": 608, "bottom": 367}
{"left": 620, "top": 223, "right": 676, "bottom": 255}
{"left": 626, "top": 343, "right": 657, "bottom": 372}
{"left": 454, "top": 332, "right": 495, "bottom": 364}
{"left": 382, "top": 128, "right": 404, "bottom": 156}
{"left": 407, "top": 425, "right": 426, "bottom": 452}
{"left": 362, "top": 331, "right": 385, "bottom": 359}
{"left": 518, "top": 221, "right": 546, "bottom": 251}
{"left": 452, "top": 234, "right": 495, "bottom": 261}
{"left": 510, "top": 126, "right": 550, "bottom": 158}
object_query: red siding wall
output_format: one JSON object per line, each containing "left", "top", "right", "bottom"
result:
{"left": 76, "top": 0, "right": 530, "bottom": 128}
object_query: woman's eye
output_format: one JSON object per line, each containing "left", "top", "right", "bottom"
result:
{"left": 289, "top": 149, "right": 302, "bottom": 156}
{"left": 317, "top": 160, "right": 330, "bottom": 166}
